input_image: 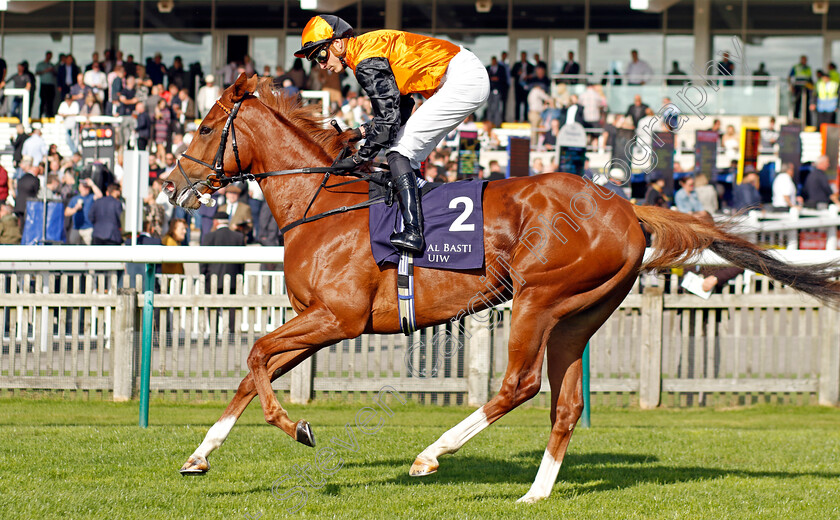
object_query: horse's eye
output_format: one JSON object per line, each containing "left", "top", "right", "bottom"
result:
{"left": 200, "top": 126, "right": 212, "bottom": 136}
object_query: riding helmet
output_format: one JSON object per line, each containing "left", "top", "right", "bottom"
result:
{"left": 294, "top": 15, "right": 354, "bottom": 61}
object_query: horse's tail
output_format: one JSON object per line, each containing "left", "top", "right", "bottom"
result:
{"left": 633, "top": 204, "right": 840, "bottom": 305}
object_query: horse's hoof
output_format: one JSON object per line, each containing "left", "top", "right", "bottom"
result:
{"left": 409, "top": 457, "right": 438, "bottom": 477}
{"left": 296, "top": 420, "right": 315, "bottom": 447}
{"left": 516, "top": 493, "right": 546, "bottom": 504}
{"left": 179, "top": 455, "right": 209, "bottom": 474}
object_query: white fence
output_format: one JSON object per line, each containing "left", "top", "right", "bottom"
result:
{"left": 0, "top": 247, "right": 839, "bottom": 408}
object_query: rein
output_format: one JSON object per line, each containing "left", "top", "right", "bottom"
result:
{"left": 175, "top": 92, "right": 391, "bottom": 235}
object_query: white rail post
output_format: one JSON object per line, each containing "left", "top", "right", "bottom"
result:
{"left": 113, "top": 288, "right": 138, "bottom": 401}
{"left": 639, "top": 287, "right": 664, "bottom": 409}
{"left": 288, "top": 307, "right": 314, "bottom": 404}
{"left": 786, "top": 206, "right": 799, "bottom": 250}
{"left": 467, "top": 314, "right": 492, "bottom": 407}
{"left": 826, "top": 204, "right": 838, "bottom": 251}
{"left": 818, "top": 306, "right": 840, "bottom": 406}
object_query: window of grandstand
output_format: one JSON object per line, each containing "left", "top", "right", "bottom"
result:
{"left": 436, "top": 0, "right": 509, "bottom": 30}
{"left": 512, "top": 0, "right": 585, "bottom": 29}
{"left": 710, "top": 0, "right": 743, "bottom": 32}
{"left": 589, "top": 0, "right": 662, "bottom": 30}
{"left": 402, "top": 0, "right": 434, "bottom": 30}
{"left": 142, "top": 0, "right": 212, "bottom": 30}
{"left": 747, "top": 1, "right": 822, "bottom": 31}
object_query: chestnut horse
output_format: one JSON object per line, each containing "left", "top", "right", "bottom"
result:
{"left": 164, "top": 74, "right": 840, "bottom": 503}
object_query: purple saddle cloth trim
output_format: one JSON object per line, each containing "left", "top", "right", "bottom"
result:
{"left": 369, "top": 179, "right": 486, "bottom": 270}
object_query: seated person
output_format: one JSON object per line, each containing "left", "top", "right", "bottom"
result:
{"left": 674, "top": 175, "right": 711, "bottom": 219}
{"left": 731, "top": 170, "right": 762, "bottom": 211}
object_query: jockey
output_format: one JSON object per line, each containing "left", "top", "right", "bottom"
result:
{"left": 295, "top": 15, "right": 490, "bottom": 254}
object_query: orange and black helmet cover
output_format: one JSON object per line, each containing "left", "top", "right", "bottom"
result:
{"left": 294, "top": 15, "right": 354, "bottom": 60}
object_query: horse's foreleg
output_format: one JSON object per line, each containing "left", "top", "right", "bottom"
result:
{"left": 410, "top": 307, "right": 550, "bottom": 477}
{"left": 247, "top": 303, "right": 352, "bottom": 444}
{"left": 180, "top": 346, "right": 318, "bottom": 474}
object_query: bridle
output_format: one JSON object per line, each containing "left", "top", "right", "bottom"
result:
{"left": 172, "top": 91, "right": 393, "bottom": 236}
{"left": 174, "top": 92, "right": 347, "bottom": 207}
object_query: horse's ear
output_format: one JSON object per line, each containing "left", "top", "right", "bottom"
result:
{"left": 232, "top": 73, "right": 259, "bottom": 100}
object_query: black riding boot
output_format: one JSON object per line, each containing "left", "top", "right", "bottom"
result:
{"left": 387, "top": 152, "right": 425, "bottom": 254}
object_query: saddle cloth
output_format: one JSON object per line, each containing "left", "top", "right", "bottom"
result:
{"left": 369, "top": 178, "right": 487, "bottom": 270}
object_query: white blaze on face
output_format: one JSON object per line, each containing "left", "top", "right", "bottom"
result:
{"left": 517, "top": 449, "right": 562, "bottom": 503}
{"left": 194, "top": 415, "right": 236, "bottom": 459}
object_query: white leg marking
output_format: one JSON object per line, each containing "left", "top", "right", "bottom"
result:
{"left": 517, "top": 449, "right": 562, "bottom": 503}
{"left": 417, "top": 408, "right": 489, "bottom": 463}
{"left": 193, "top": 415, "right": 237, "bottom": 459}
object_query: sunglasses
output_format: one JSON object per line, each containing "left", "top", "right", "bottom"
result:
{"left": 307, "top": 42, "right": 332, "bottom": 65}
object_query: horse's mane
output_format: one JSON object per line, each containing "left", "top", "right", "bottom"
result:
{"left": 255, "top": 79, "right": 348, "bottom": 159}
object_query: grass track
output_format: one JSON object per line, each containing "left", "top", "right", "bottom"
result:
{"left": 0, "top": 398, "right": 839, "bottom": 520}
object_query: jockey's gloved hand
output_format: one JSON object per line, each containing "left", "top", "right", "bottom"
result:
{"left": 332, "top": 153, "right": 365, "bottom": 171}
{"left": 346, "top": 127, "right": 364, "bottom": 143}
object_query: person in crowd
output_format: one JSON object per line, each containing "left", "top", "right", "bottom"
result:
{"left": 660, "top": 97, "right": 681, "bottom": 132}
{"left": 11, "top": 125, "right": 29, "bottom": 175}
{"left": 811, "top": 70, "right": 839, "bottom": 127}
{"left": 722, "top": 124, "right": 739, "bottom": 160}
{"left": 35, "top": 51, "right": 57, "bottom": 118}
{"left": 761, "top": 116, "right": 779, "bottom": 148}
{"left": 246, "top": 180, "right": 264, "bottom": 242}
{"left": 0, "top": 204, "right": 21, "bottom": 244}
{"left": 58, "top": 54, "right": 80, "bottom": 100}
{"left": 84, "top": 51, "right": 101, "bottom": 72}
{"left": 579, "top": 82, "right": 607, "bottom": 130}
{"left": 64, "top": 177, "right": 102, "bottom": 245}
{"left": 107, "top": 65, "right": 125, "bottom": 115}
{"left": 134, "top": 102, "right": 152, "bottom": 151}
{"left": 526, "top": 82, "right": 551, "bottom": 145}
{"left": 168, "top": 56, "right": 187, "bottom": 90}
{"left": 529, "top": 157, "right": 547, "bottom": 176}
{"left": 22, "top": 128, "right": 47, "bottom": 168}
{"left": 200, "top": 210, "right": 246, "bottom": 291}
{"left": 717, "top": 51, "right": 735, "bottom": 86}
{"left": 83, "top": 61, "right": 107, "bottom": 104}
{"left": 287, "top": 58, "right": 308, "bottom": 89}
{"left": 173, "top": 88, "right": 196, "bottom": 130}
{"left": 258, "top": 203, "right": 283, "bottom": 269}
{"left": 829, "top": 62, "right": 840, "bottom": 84}
{"left": 78, "top": 92, "right": 102, "bottom": 118}
{"left": 674, "top": 175, "right": 711, "bottom": 219}
{"left": 218, "top": 184, "right": 252, "bottom": 235}
{"left": 7, "top": 62, "right": 32, "bottom": 120}
{"left": 803, "top": 155, "right": 840, "bottom": 208}
{"left": 153, "top": 98, "right": 172, "bottom": 161}
{"left": 161, "top": 217, "right": 187, "bottom": 275}
{"left": 564, "top": 94, "right": 586, "bottom": 127}
{"left": 123, "top": 54, "right": 138, "bottom": 77}
{"left": 485, "top": 56, "right": 508, "bottom": 127}
{"left": 625, "top": 49, "right": 653, "bottom": 85}
{"left": 789, "top": 55, "right": 813, "bottom": 123}
{"left": 708, "top": 118, "right": 723, "bottom": 139}
{"left": 752, "top": 62, "right": 770, "bottom": 87}
{"left": 90, "top": 183, "right": 123, "bottom": 245}
{"left": 511, "top": 51, "right": 534, "bottom": 122}
{"left": 693, "top": 174, "right": 719, "bottom": 215}
{"left": 772, "top": 162, "right": 802, "bottom": 210}
{"left": 146, "top": 53, "right": 167, "bottom": 86}
{"left": 540, "top": 118, "right": 562, "bottom": 151}
{"left": 625, "top": 94, "right": 649, "bottom": 128}
{"left": 666, "top": 60, "right": 687, "bottom": 85}
{"left": 644, "top": 171, "right": 669, "bottom": 207}
{"left": 69, "top": 72, "right": 91, "bottom": 108}
{"left": 484, "top": 160, "right": 505, "bottom": 182}
{"left": 145, "top": 83, "right": 162, "bottom": 114}
{"left": 0, "top": 164, "right": 7, "bottom": 205}
{"left": 559, "top": 51, "right": 580, "bottom": 84}
{"left": 197, "top": 74, "right": 221, "bottom": 118}
{"left": 14, "top": 158, "right": 40, "bottom": 229}
{"left": 731, "top": 170, "right": 763, "bottom": 210}
{"left": 57, "top": 94, "right": 80, "bottom": 153}
{"left": 0, "top": 56, "right": 5, "bottom": 109}
{"left": 118, "top": 75, "right": 139, "bottom": 116}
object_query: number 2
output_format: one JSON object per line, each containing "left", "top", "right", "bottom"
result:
{"left": 449, "top": 197, "right": 475, "bottom": 232}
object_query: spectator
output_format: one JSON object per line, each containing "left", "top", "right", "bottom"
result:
{"left": 530, "top": 157, "right": 546, "bottom": 176}
{"left": 753, "top": 62, "right": 770, "bottom": 87}
{"left": 694, "top": 174, "right": 719, "bottom": 214}
{"left": 666, "top": 61, "right": 686, "bottom": 86}
{"left": 218, "top": 184, "right": 252, "bottom": 234}
{"left": 772, "top": 162, "right": 802, "bottom": 210}
{"left": 0, "top": 57, "right": 5, "bottom": 108}
{"left": 162, "top": 217, "right": 187, "bottom": 275}
{"left": 526, "top": 82, "right": 551, "bottom": 144}
{"left": 57, "top": 94, "right": 80, "bottom": 153}
{"left": 559, "top": 51, "right": 580, "bottom": 83}
{"left": 153, "top": 98, "right": 172, "bottom": 161}
{"left": 22, "top": 128, "right": 48, "bottom": 168}
{"left": 200, "top": 211, "right": 246, "bottom": 290}
{"left": 830, "top": 62, "right": 840, "bottom": 84}
{"left": 78, "top": 93, "right": 102, "bottom": 118}
{"left": 579, "top": 83, "right": 607, "bottom": 130}
{"left": 83, "top": 61, "right": 107, "bottom": 104}
{"left": 145, "top": 83, "right": 162, "bottom": 114}
{"left": 287, "top": 58, "right": 307, "bottom": 89}
{"left": 146, "top": 53, "right": 167, "bottom": 86}
{"left": 661, "top": 97, "right": 682, "bottom": 131}
{"left": 0, "top": 164, "right": 7, "bottom": 204}
{"left": 803, "top": 155, "right": 840, "bottom": 208}
{"left": 789, "top": 55, "right": 813, "bottom": 123}
{"left": 69, "top": 72, "right": 91, "bottom": 108}
{"left": 625, "top": 49, "right": 653, "bottom": 85}
{"left": 485, "top": 56, "right": 507, "bottom": 127}
{"left": 761, "top": 116, "right": 779, "bottom": 148}
{"left": 0, "top": 205, "right": 21, "bottom": 245}
{"left": 246, "top": 180, "right": 264, "bottom": 242}
{"left": 197, "top": 74, "right": 221, "bottom": 117}
{"left": 14, "top": 158, "right": 40, "bottom": 227}
{"left": 124, "top": 54, "right": 138, "bottom": 78}
{"left": 510, "top": 51, "right": 534, "bottom": 121}
{"left": 532, "top": 53, "right": 547, "bottom": 71}
{"left": 644, "top": 171, "right": 669, "bottom": 207}
{"left": 722, "top": 124, "right": 739, "bottom": 160}
{"left": 585, "top": 166, "right": 628, "bottom": 200}
{"left": 564, "top": 94, "right": 586, "bottom": 127}
{"left": 173, "top": 89, "right": 196, "bottom": 129}
{"left": 731, "top": 171, "right": 763, "bottom": 210}
{"left": 118, "top": 75, "right": 139, "bottom": 116}
{"left": 540, "top": 118, "right": 562, "bottom": 151}
{"left": 11, "top": 125, "right": 29, "bottom": 174}
{"left": 625, "top": 95, "right": 649, "bottom": 128}
{"left": 58, "top": 54, "right": 80, "bottom": 99}
{"left": 708, "top": 118, "right": 723, "bottom": 139}
{"left": 717, "top": 51, "right": 735, "bottom": 86}
{"left": 811, "top": 70, "right": 839, "bottom": 127}
{"left": 7, "top": 62, "right": 32, "bottom": 120}
{"left": 90, "top": 183, "right": 123, "bottom": 245}
{"left": 35, "top": 51, "right": 57, "bottom": 118}
{"left": 484, "top": 160, "right": 505, "bottom": 181}
{"left": 84, "top": 51, "right": 101, "bottom": 72}
{"left": 64, "top": 177, "right": 102, "bottom": 245}
{"left": 258, "top": 203, "right": 282, "bottom": 269}
{"left": 167, "top": 56, "right": 187, "bottom": 90}
{"left": 674, "top": 175, "right": 710, "bottom": 219}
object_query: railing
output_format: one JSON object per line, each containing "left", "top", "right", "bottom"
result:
{"left": 1, "top": 246, "right": 838, "bottom": 408}
{"left": 548, "top": 74, "right": 785, "bottom": 117}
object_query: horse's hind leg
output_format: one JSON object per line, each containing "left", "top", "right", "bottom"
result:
{"left": 409, "top": 301, "right": 552, "bottom": 476}
{"left": 180, "top": 346, "right": 318, "bottom": 474}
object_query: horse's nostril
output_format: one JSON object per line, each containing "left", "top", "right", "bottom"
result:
{"left": 163, "top": 182, "right": 176, "bottom": 193}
